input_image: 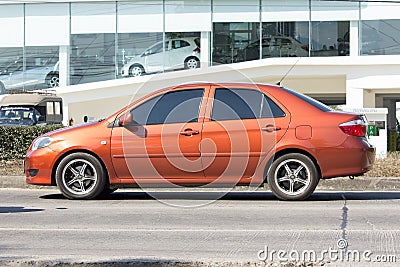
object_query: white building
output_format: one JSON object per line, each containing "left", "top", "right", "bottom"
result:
{"left": 0, "top": 0, "right": 400, "bottom": 154}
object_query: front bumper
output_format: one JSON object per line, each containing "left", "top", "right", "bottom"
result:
{"left": 25, "top": 148, "right": 59, "bottom": 186}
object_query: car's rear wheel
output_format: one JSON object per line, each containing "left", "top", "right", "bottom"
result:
{"left": 184, "top": 57, "right": 200, "bottom": 69}
{"left": 129, "top": 65, "right": 144, "bottom": 77}
{"left": 56, "top": 153, "right": 107, "bottom": 200}
{"left": 267, "top": 153, "right": 319, "bottom": 200}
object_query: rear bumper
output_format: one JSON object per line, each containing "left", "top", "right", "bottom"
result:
{"left": 319, "top": 137, "right": 375, "bottom": 179}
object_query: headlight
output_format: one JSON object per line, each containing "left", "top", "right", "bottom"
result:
{"left": 31, "top": 136, "right": 54, "bottom": 151}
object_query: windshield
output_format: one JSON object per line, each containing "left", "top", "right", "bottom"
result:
{"left": 0, "top": 107, "right": 41, "bottom": 126}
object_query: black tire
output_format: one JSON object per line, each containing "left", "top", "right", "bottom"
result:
{"left": 55, "top": 153, "right": 107, "bottom": 200}
{"left": 47, "top": 74, "right": 59, "bottom": 88}
{"left": 129, "top": 64, "right": 145, "bottom": 77}
{"left": 267, "top": 153, "right": 319, "bottom": 201}
{"left": 184, "top": 57, "right": 200, "bottom": 69}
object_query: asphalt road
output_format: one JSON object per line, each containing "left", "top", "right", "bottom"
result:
{"left": 0, "top": 188, "right": 400, "bottom": 266}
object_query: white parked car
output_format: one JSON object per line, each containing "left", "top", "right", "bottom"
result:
{"left": 121, "top": 37, "right": 201, "bottom": 77}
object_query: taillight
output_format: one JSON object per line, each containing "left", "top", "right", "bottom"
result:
{"left": 339, "top": 119, "right": 367, "bottom": 137}
{"left": 301, "top": 45, "right": 309, "bottom": 51}
{"left": 193, "top": 47, "right": 200, "bottom": 53}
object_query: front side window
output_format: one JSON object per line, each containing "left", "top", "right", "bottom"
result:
{"left": 130, "top": 89, "right": 204, "bottom": 125}
{"left": 211, "top": 88, "right": 285, "bottom": 121}
{"left": 145, "top": 41, "right": 167, "bottom": 55}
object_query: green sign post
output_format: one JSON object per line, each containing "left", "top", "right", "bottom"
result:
{"left": 368, "top": 125, "right": 377, "bottom": 137}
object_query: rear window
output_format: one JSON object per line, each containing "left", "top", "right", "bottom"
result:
{"left": 194, "top": 38, "right": 200, "bottom": 47}
{"left": 282, "top": 87, "right": 332, "bottom": 112}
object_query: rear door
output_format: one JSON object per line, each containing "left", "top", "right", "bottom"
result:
{"left": 168, "top": 39, "right": 192, "bottom": 70}
{"left": 200, "top": 86, "right": 290, "bottom": 183}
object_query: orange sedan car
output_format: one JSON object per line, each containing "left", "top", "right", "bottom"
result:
{"left": 25, "top": 83, "right": 375, "bottom": 200}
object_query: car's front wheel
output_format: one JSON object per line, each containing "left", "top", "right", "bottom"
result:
{"left": 56, "top": 153, "right": 107, "bottom": 200}
{"left": 267, "top": 153, "right": 319, "bottom": 200}
{"left": 129, "top": 65, "right": 144, "bottom": 77}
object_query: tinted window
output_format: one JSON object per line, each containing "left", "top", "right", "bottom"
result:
{"left": 211, "top": 88, "right": 285, "bottom": 121}
{"left": 282, "top": 87, "right": 333, "bottom": 112}
{"left": 172, "top": 40, "right": 190, "bottom": 49}
{"left": 194, "top": 38, "right": 200, "bottom": 47}
{"left": 130, "top": 89, "right": 204, "bottom": 125}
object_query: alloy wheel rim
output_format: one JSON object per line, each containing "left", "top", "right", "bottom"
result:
{"left": 187, "top": 59, "right": 198, "bottom": 69}
{"left": 61, "top": 159, "right": 98, "bottom": 195}
{"left": 131, "top": 67, "right": 142, "bottom": 76}
{"left": 49, "top": 76, "right": 59, "bottom": 88}
{"left": 274, "top": 159, "right": 311, "bottom": 196}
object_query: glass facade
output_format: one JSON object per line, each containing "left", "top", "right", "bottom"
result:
{"left": 311, "top": 21, "right": 349, "bottom": 57}
{"left": 361, "top": 20, "right": 400, "bottom": 55}
{"left": 0, "top": 0, "right": 400, "bottom": 93}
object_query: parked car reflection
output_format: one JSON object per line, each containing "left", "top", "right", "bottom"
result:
{"left": 236, "top": 36, "right": 309, "bottom": 61}
{"left": 120, "top": 37, "right": 201, "bottom": 77}
{"left": 0, "top": 56, "right": 59, "bottom": 93}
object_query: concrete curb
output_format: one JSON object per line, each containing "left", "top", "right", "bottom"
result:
{"left": 1, "top": 175, "right": 400, "bottom": 191}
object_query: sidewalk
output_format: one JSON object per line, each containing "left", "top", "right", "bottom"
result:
{"left": 1, "top": 175, "right": 399, "bottom": 191}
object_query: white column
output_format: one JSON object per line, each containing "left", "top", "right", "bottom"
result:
{"left": 200, "top": 31, "right": 210, "bottom": 68}
{"left": 349, "top": 20, "right": 359, "bottom": 56}
{"left": 59, "top": 45, "right": 70, "bottom": 87}
{"left": 346, "top": 77, "right": 364, "bottom": 108}
{"left": 62, "top": 99, "right": 69, "bottom": 126}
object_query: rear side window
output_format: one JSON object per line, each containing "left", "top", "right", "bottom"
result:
{"left": 282, "top": 87, "right": 332, "bottom": 112}
{"left": 130, "top": 89, "right": 204, "bottom": 125}
{"left": 172, "top": 40, "right": 190, "bottom": 49}
{"left": 211, "top": 88, "right": 285, "bottom": 121}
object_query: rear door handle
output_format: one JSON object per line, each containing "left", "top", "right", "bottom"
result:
{"left": 180, "top": 128, "right": 200, "bottom": 136}
{"left": 262, "top": 124, "right": 282, "bottom": 133}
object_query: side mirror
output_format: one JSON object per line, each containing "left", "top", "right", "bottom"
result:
{"left": 119, "top": 112, "right": 135, "bottom": 127}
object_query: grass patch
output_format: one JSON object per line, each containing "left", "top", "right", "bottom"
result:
{"left": 365, "top": 152, "right": 400, "bottom": 177}
{"left": 0, "top": 159, "right": 24, "bottom": 175}
{"left": 1, "top": 152, "right": 400, "bottom": 177}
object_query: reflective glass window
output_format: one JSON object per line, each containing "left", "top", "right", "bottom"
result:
{"left": 361, "top": 20, "right": 400, "bottom": 55}
{"left": 311, "top": 21, "right": 349, "bottom": 56}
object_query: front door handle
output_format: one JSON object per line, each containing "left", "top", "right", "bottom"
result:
{"left": 262, "top": 124, "right": 282, "bottom": 133}
{"left": 180, "top": 128, "right": 200, "bottom": 136}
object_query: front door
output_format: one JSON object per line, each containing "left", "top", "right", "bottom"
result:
{"left": 144, "top": 41, "right": 168, "bottom": 73}
{"left": 111, "top": 87, "right": 207, "bottom": 182}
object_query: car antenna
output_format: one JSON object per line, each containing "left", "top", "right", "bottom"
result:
{"left": 276, "top": 57, "right": 301, "bottom": 86}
